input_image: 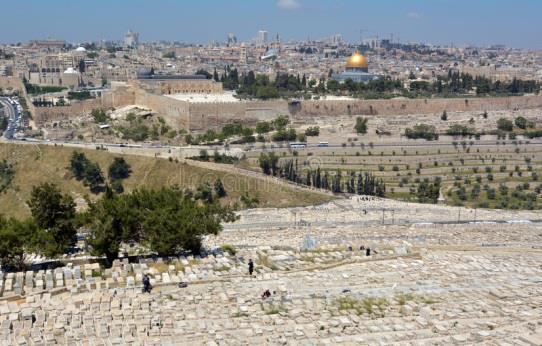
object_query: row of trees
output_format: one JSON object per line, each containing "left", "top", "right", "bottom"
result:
{"left": 303, "top": 168, "right": 386, "bottom": 197}
{"left": 23, "top": 78, "right": 66, "bottom": 95}
{"left": 410, "top": 72, "right": 540, "bottom": 96}
{"left": 187, "top": 115, "right": 296, "bottom": 145}
{"left": 208, "top": 66, "right": 540, "bottom": 100}
{"left": 408, "top": 115, "right": 540, "bottom": 141}
{"left": 258, "top": 155, "right": 386, "bottom": 196}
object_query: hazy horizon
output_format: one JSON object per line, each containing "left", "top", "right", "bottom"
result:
{"left": 0, "top": 0, "right": 541, "bottom": 49}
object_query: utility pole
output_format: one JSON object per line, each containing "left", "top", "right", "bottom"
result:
{"left": 458, "top": 208, "right": 461, "bottom": 223}
{"left": 382, "top": 209, "right": 385, "bottom": 225}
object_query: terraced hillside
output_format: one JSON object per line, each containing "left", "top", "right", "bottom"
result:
{"left": 241, "top": 139, "right": 542, "bottom": 209}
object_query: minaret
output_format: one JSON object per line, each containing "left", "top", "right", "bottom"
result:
{"left": 239, "top": 43, "right": 248, "bottom": 65}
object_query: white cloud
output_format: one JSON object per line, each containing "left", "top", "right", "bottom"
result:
{"left": 407, "top": 11, "right": 421, "bottom": 19}
{"left": 277, "top": 0, "right": 300, "bottom": 10}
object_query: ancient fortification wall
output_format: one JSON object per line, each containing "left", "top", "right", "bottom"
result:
{"left": 297, "top": 95, "right": 542, "bottom": 117}
{"left": 183, "top": 95, "right": 542, "bottom": 131}
{"left": 133, "top": 90, "right": 190, "bottom": 129}
{"left": 33, "top": 86, "right": 135, "bottom": 125}
{"left": 29, "top": 79, "right": 542, "bottom": 131}
{"left": 0, "top": 76, "right": 24, "bottom": 91}
{"left": 187, "top": 101, "right": 290, "bottom": 131}
{"left": 33, "top": 99, "right": 103, "bottom": 124}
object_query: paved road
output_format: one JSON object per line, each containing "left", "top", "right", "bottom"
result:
{"left": 3, "top": 135, "right": 542, "bottom": 152}
{"left": 243, "top": 139, "right": 542, "bottom": 152}
{"left": 0, "top": 97, "right": 21, "bottom": 140}
{"left": 224, "top": 218, "right": 542, "bottom": 231}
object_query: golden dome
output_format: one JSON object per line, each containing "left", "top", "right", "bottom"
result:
{"left": 346, "top": 51, "right": 368, "bottom": 69}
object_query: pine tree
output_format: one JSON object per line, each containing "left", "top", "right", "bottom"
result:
{"left": 322, "top": 171, "right": 329, "bottom": 190}
{"left": 332, "top": 169, "right": 342, "bottom": 193}
{"left": 356, "top": 172, "right": 363, "bottom": 195}
{"left": 348, "top": 172, "right": 354, "bottom": 193}
{"left": 214, "top": 179, "right": 226, "bottom": 198}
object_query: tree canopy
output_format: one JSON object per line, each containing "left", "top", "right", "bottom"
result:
{"left": 27, "top": 183, "right": 77, "bottom": 256}
{"left": 86, "top": 187, "right": 237, "bottom": 261}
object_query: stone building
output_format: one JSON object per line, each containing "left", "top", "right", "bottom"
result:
{"left": 27, "top": 54, "right": 81, "bottom": 89}
{"left": 136, "top": 68, "right": 223, "bottom": 95}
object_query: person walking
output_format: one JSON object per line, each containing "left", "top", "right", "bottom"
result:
{"left": 248, "top": 259, "right": 254, "bottom": 276}
{"left": 142, "top": 274, "right": 152, "bottom": 293}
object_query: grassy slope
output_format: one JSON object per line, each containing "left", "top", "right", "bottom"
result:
{"left": 0, "top": 143, "right": 333, "bottom": 219}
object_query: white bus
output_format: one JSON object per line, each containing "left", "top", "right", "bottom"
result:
{"left": 318, "top": 141, "right": 329, "bottom": 147}
{"left": 289, "top": 142, "right": 307, "bottom": 149}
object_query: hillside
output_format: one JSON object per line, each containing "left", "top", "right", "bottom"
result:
{"left": 0, "top": 143, "right": 334, "bottom": 219}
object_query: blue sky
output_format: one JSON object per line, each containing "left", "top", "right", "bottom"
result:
{"left": 1, "top": 0, "right": 540, "bottom": 48}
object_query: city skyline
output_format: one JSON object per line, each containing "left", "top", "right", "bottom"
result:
{"left": 0, "top": 0, "right": 540, "bottom": 48}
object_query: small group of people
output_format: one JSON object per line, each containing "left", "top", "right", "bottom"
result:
{"left": 346, "top": 245, "right": 374, "bottom": 256}
{"left": 261, "top": 289, "right": 275, "bottom": 299}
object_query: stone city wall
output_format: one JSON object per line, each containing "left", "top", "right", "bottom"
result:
{"left": 33, "top": 86, "right": 135, "bottom": 125}
{"left": 296, "top": 95, "right": 542, "bottom": 117}
{"left": 33, "top": 99, "right": 102, "bottom": 124}
{"left": 182, "top": 94, "right": 542, "bottom": 131}
{"left": 29, "top": 82, "right": 542, "bottom": 130}
{"left": 133, "top": 90, "right": 190, "bottom": 129}
{"left": 0, "top": 76, "right": 24, "bottom": 91}
{"left": 187, "top": 100, "right": 290, "bottom": 131}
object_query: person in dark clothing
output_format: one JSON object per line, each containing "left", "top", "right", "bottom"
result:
{"left": 142, "top": 274, "right": 152, "bottom": 293}
{"left": 261, "top": 289, "right": 271, "bottom": 299}
{"left": 248, "top": 259, "right": 254, "bottom": 276}
{"left": 366, "top": 248, "right": 371, "bottom": 256}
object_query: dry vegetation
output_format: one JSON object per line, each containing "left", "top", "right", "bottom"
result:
{"left": 0, "top": 143, "right": 333, "bottom": 219}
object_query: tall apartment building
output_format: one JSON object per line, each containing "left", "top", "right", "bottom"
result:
{"left": 124, "top": 30, "right": 140, "bottom": 48}
{"left": 258, "top": 30, "right": 268, "bottom": 46}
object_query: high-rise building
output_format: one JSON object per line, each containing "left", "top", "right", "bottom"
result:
{"left": 258, "top": 30, "right": 268, "bottom": 45}
{"left": 124, "top": 30, "right": 140, "bottom": 47}
{"left": 330, "top": 34, "right": 343, "bottom": 45}
{"left": 227, "top": 33, "right": 237, "bottom": 45}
